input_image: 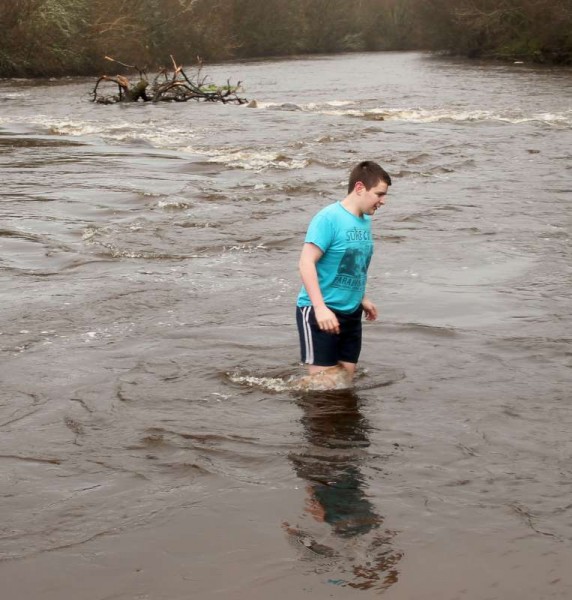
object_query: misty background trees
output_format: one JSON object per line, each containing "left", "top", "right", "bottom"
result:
{"left": 1, "top": 0, "right": 570, "bottom": 77}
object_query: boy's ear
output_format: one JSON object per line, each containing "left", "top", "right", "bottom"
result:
{"left": 354, "top": 181, "right": 365, "bottom": 193}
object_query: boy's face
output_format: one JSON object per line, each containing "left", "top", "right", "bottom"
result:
{"left": 356, "top": 180, "right": 389, "bottom": 216}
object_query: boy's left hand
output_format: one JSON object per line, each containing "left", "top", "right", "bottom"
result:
{"left": 362, "top": 298, "right": 378, "bottom": 321}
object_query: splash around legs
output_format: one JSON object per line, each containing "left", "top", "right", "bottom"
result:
{"left": 296, "top": 363, "right": 355, "bottom": 391}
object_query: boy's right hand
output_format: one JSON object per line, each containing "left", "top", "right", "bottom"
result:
{"left": 314, "top": 305, "right": 340, "bottom": 334}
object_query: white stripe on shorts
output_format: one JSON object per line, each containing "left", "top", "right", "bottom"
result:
{"left": 302, "top": 306, "right": 314, "bottom": 364}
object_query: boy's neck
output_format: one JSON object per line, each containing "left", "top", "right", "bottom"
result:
{"left": 341, "top": 194, "right": 363, "bottom": 218}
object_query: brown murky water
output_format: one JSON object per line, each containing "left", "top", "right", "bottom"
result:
{"left": 1, "top": 52, "right": 571, "bottom": 599}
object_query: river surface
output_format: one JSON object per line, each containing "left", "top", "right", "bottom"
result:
{"left": 1, "top": 52, "right": 571, "bottom": 599}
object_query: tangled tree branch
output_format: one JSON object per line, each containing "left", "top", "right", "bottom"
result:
{"left": 91, "top": 55, "right": 247, "bottom": 105}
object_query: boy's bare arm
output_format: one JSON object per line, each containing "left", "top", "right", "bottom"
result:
{"left": 298, "top": 243, "right": 340, "bottom": 334}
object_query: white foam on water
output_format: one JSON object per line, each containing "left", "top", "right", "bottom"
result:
{"left": 0, "top": 92, "right": 31, "bottom": 99}
{"left": 47, "top": 120, "right": 107, "bottom": 136}
{"left": 227, "top": 372, "right": 292, "bottom": 393}
{"left": 254, "top": 100, "right": 354, "bottom": 111}
{"left": 229, "top": 372, "right": 355, "bottom": 393}
{"left": 317, "top": 108, "right": 365, "bottom": 118}
{"left": 114, "top": 129, "right": 198, "bottom": 148}
{"left": 250, "top": 101, "right": 280, "bottom": 109}
{"left": 46, "top": 119, "right": 146, "bottom": 138}
{"left": 223, "top": 243, "right": 267, "bottom": 254}
{"left": 534, "top": 111, "right": 572, "bottom": 126}
{"left": 226, "top": 368, "right": 355, "bottom": 393}
{"left": 324, "top": 100, "right": 355, "bottom": 107}
{"left": 309, "top": 106, "right": 572, "bottom": 126}
{"left": 0, "top": 116, "right": 201, "bottom": 147}
{"left": 156, "top": 198, "right": 195, "bottom": 210}
{"left": 188, "top": 147, "right": 308, "bottom": 170}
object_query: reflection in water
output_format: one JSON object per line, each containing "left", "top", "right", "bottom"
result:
{"left": 285, "top": 390, "right": 403, "bottom": 591}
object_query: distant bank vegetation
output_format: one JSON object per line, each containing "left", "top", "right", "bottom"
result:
{"left": 1, "top": 0, "right": 571, "bottom": 77}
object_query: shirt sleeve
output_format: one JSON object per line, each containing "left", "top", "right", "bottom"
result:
{"left": 304, "top": 212, "right": 334, "bottom": 253}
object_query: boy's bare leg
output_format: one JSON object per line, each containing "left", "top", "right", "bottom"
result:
{"left": 338, "top": 361, "right": 357, "bottom": 378}
{"left": 298, "top": 362, "right": 355, "bottom": 390}
{"left": 308, "top": 362, "right": 355, "bottom": 377}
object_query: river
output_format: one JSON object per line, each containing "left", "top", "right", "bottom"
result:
{"left": 1, "top": 51, "right": 571, "bottom": 599}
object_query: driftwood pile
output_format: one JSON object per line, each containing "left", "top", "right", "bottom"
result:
{"left": 91, "top": 56, "right": 247, "bottom": 105}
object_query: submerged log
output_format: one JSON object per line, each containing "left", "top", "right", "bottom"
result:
{"left": 91, "top": 56, "right": 247, "bottom": 105}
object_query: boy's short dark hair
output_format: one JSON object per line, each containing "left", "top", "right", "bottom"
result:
{"left": 348, "top": 161, "right": 392, "bottom": 193}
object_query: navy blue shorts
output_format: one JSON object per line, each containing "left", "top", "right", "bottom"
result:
{"left": 296, "top": 305, "right": 363, "bottom": 367}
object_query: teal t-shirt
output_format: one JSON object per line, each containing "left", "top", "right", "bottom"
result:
{"left": 297, "top": 202, "right": 373, "bottom": 313}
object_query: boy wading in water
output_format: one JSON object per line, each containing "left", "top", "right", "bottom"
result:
{"left": 296, "top": 161, "right": 391, "bottom": 389}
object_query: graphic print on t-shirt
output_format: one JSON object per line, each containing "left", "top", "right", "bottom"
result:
{"left": 331, "top": 227, "right": 372, "bottom": 291}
